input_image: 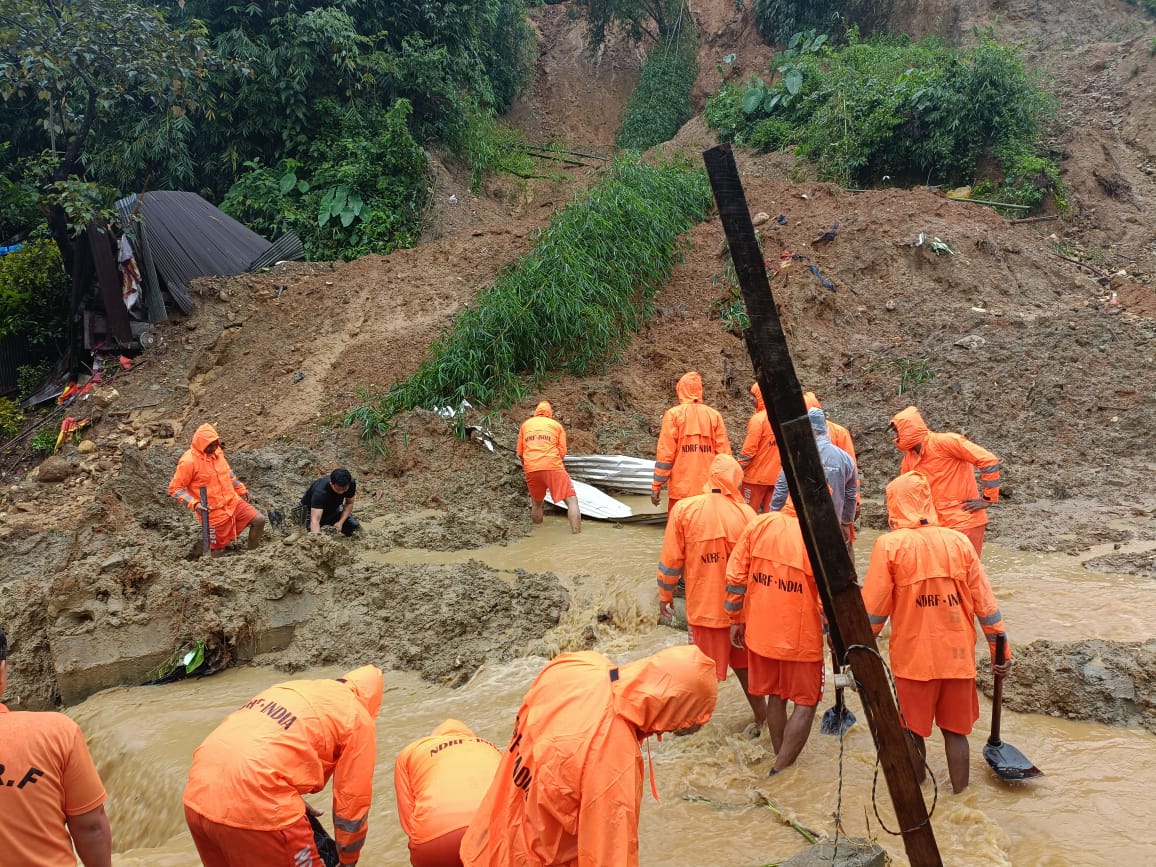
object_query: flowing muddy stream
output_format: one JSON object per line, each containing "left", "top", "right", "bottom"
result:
{"left": 70, "top": 500, "right": 1155, "bottom": 866}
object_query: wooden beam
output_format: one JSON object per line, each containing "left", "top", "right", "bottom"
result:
{"left": 701, "top": 144, "right": 942, "bottom": 866}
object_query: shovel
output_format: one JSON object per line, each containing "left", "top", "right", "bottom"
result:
{"left": 983, "top": 634, "right": 1042, "bottom": 781}
{"left": 820, "top": 643, "right": 856, "bottom": 737}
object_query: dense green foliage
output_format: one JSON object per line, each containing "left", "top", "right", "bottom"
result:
{"left": 347, "top": 155, "right": 713, "bottom": 440}
{"left": 0, "top": 240, "right": 70, "bottom": 349}
{"left": 616, "top": 32, "right": 699, "bottom": 151}
{"left": 30, "top": 425, "right": 58, "bottom": 456}
{"left": 220, "top": 100, "right": 430, "bottom": 260}
{"left": 1124, "top": 0, "right": 1156, "bottom": 16}
{"left": 705, "top": 33, "right": 1061, "bottom": 207}
{"left": 753, "top": 0, "right": 894, "bottom": 45}
{"left": 0, "top": 0, "right": 536, "bottom": 266}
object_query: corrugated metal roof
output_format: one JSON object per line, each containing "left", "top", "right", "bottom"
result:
{"left": 248, "top": 231, "right": 305, "bottom": 271}
{"left": 115, "top": 192, "right": 274, "bottom": 315}
{"left": 563, "top": 454, "right": 656, "bottom": 495}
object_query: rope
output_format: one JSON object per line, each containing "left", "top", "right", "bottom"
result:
{"left": 831, "top": 643, "right": 938, "bottom": 859}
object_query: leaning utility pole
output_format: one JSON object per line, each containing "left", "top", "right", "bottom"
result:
{"left": 702, "top": 144, "right": 942, "bottom": 866}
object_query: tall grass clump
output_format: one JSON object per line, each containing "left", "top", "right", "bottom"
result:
{"left": 616, "top": 32, "right": 699, "bottom": 151}
{"left": 347, "top": 154, "right": 712, "bottom": 441}
{"left": 704, "top": 31, "right": 1062, "bottom": 208}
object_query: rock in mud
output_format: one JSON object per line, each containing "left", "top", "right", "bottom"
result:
{"left": 978, "top": 638, "right": 1156, "bottom": 734}
{"left": 782, "top": 838, "right": 886, "bottom": 867}
{"left": 36, "top": 457, "right": 73, "bottom": 483}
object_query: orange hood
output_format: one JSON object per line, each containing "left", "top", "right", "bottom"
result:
{"left": 803, "top": 391, "right": 821, "bottom": 410}
{"left": 890, "top": 406, "right": 929, "bottom": 451}
{"left": 191, "top": 423, "right": 221, "bottom": 455}
{"left": 704, "top": 453, "right": 744, "bottom": 504}
{"left": 750, "top": 382, "right": 765, "bottom": 411}
{"left": 885, "top": 471, "right": 939, "bottom": 529}
{"left": 534, "top": 401, "right": 553, "bottom": 418}
{"left": 431, "top": 718, "right": 476, "bottom": 738}
{"left": 342, "top": 664, "right": 384, "bottom": 717}
{"left": 676, "top": 372, "right": 703, "bottom": 404}
{"left": 612, "top": 645, "right": 718, "bottom": 736}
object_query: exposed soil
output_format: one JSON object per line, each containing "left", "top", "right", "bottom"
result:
{"left": 1, "top": 0, "right": 1155, "bottom": 721}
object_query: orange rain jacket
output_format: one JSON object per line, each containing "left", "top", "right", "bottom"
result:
{"left": 168, "top": 423, "right": 249, "bottom": 523}
{"left": 862, "top": 472, "right": 1010, "bottom": 680}
{"left": 737, "top": 383, "right": 781, "bottom": 486}
{"left": 725, "top": 509, "right": 824, "bottom": 662}
{"left": 394, "top": 719, "right": 501, "bottom": 847}
{"left": 652, "top": 372, "right": 731, "bottom": 501}
{"left": 517, "top": 402, "right": 568, "bottom": 473}
{"left": 459, "top": 646, "right": 718, "bottom": 867}
{"left": 183, "top": 665, "right": 384, "bottom": 865}
{"left": 657, "top": 454, "right": 755, "bottom": 627}
{"left": 890, "top": 406, "right": 1000, "bottom": 532}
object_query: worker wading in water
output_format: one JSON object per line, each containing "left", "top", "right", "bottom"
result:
{"left": 168, "top": 423, "right": 266, "bottom": 556}
{"left": 394, "top": 720, "right": 500, "bottom": 867}
{"left": 183, "top": 665, "right": 384, "bottom": 866}
{"left": 656, "top": 454, "right": 766, "bottom": 734}
{"left": 459, "top": 645, "right": 718, "bottom": 867}
{"left": 651, "top": 371, "right": 731, "bottom": 512}
{"left": 863, "top": 471, "right": 1013, "bottom": 793}
{"left": 736, "top": 383, "right": 781, "bottom": 513}
{"left": 517, "top": 401, "right": 581, "bottom": 534}
{"left": 726, "top": 497, "right": 826, "bottom": 775}
{"left": 890, "top": 405, "right": 1001, "bottom": 556}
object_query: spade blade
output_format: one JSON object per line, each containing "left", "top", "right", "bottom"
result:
{"left": 984, "top": 740, "right": 1043, "bottom": 781}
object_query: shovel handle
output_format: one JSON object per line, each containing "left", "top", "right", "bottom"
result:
{"left": 988, "top": 633, "right": 1007, "bottom": 747}
{"left": 198, "top": 486, "right": 211, "bottom": 558}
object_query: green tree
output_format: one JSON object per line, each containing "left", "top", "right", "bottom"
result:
{"left": 0, "top": 0, "right": 212, "bottom": 268}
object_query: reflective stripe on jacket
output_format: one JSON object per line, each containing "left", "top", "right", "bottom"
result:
{"left": 168, "top": 423, "right": 247, "bottom": 521}
{"left": 653, "top": 372, "right": 731, "bottom": 500}
{"left": 891, "top": 406, "right": 1000, "bottom": 532}
{"left": 862, "top": 472, "right": 1009, "bottom": 680}
{"left": 460, "top": 648, "right": 717, "bottom": 867}
{"left": 656, "top": 456, "right": 755, "bottom": 627}
{"left": 183, "top": 666, "right": 383, "bottom": 864}
{"left": 724, "top": 511, "right": 824, "bottom": 662}
{"left": 394, "top": 719, "right": 500, "bottom": 847}
{"left": 517, "top": 403, "right": 568, "bottom": 473}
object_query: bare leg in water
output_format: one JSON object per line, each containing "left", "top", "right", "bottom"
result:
{"left": 734, "top": 668, "right": 768, "bottom": 733}
{"left": 564, "top": 495, "right": 581, "bottom": 534}
{"left": 767, "top": 697, "right": 817, "bottom": 774}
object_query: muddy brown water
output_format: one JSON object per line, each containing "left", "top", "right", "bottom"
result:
{"left": 69, "top": 498, "right": 1155, "bottom": 866}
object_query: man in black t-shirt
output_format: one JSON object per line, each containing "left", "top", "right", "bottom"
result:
{"left": 297, "top": 468, "right": 360, "bottom": 536}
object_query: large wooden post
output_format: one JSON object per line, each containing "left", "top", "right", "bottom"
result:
{"left": 702, "top": 144, "right": 942, "bottom": 866}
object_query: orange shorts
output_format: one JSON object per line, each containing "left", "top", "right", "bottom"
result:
{"left": 208, "top": 499, "right": 260, "bottom": 551}
{"left": 743, "top": 483, "right": 775, "bottom": 514}
{"left": 747, "top": 653, "right": 824, "bottom": 706}
{"left": 524, "top": 469, "right": 576, "bottom": 503}
{"left": 185, "top": 806, "right": 319, "bottom": 867}
{"left": 688, "top": 624, "right": 747, "bottom": 680}
{"left": 409, "top": 826, "right": 467, "bottom": 867}
{"left": 894, "top": 676, "right": 979, "bottom": 737}
{"left": 959, "top": 525, "right": 985, "bottom": 557}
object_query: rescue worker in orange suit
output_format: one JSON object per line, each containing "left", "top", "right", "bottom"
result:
{"left": 183, "top": 665, "right": 384, "bottom": 867}
{"left": 736, "top": 382, "right": 780, "bottom": 513}
{"left": 517, "top": 401, "right": 581, "bottom": 534}
{"left": 651, "top": 371, "right": 731, "bottom": 512}
{"left": 169, "top": 423, "right": 266, "bottom": 556}
{"left": 460, "top": 645, "right": 718, "bottom": 867}
{"left": 656, "top": 454, "right": 765, "bottom": 733}
{"left": 889, "top": 406, "right": 1001, "bottom": 556}
{"left": 725, "top": 498, "right": 825, "bottom": 775}
{"left": 394, "top": 720, "right": 500, "bottom": 867}
{"left": 862, "top": 471, "right": 1013, "bottom": 793}
{"left": 0, "top": 627, "right": 113, "bottom": 867}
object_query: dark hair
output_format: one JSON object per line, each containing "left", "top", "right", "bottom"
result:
{"left": 331, "top": 468, "right": 353, "bottom": 487}
{"left": 0, "top": 627, "right": 7, "bottom": 662}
